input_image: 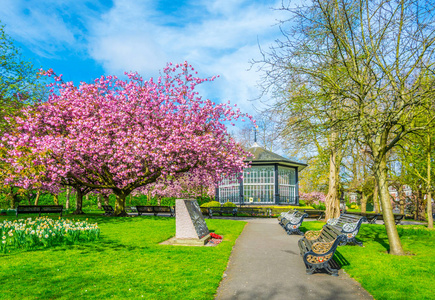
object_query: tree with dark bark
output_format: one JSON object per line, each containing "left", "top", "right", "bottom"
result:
{"left": 257, "top": 0, "right": 435, "bottom": 254}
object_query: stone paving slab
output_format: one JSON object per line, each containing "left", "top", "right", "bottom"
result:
{"left": 215, "top": 218, "right": 373, "bottom": 300}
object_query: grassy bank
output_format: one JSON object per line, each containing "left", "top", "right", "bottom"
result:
{"left": 0, "top": 214, "right": 246, "bottom": 299}
{"left": 300, "top": 222, "right": 435, "bottom": 300}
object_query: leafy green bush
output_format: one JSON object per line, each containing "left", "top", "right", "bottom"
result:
{"left": 222, "top": 202, "right": 236, "bottom": 207}
{"left": 299, "top": 200, "right": 305, "bottom": 206}
{"left": 200, "top": 201, "right": 221, "bottom": 208}
{"left": 312, "top": 203, "right": 326, "bottom": 210}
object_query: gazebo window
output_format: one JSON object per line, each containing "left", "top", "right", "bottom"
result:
{"left": 219, "top": 173, "right": 239, "bottom": 203}
{"left": 243, "top": 166, "right": 274, "bottom": 203}
{"left": 278, "top": 166, "right": 296, "bottom": 204}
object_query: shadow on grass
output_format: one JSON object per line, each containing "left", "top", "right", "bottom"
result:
{"left": 0, "top": 237, "right": 146, "bottom": 257}
{"left": 358, "top": 225, "right": 389, "bottom": 250}
{"left": 333, "top": 249, "right": 350, "bottom": 267}
{"left": 60, "top": 214, "right": 176, "bottom": 227}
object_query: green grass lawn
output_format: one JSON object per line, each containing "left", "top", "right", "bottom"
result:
{"left": 0, "top": 214, "right": 246, "bottom": 300}
{"left": 300, "top": 221, "right": 435, "bottom": 300}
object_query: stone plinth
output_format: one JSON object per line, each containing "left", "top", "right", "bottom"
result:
{"left": 171, "top": 199, "right": 210, "bottom": 246}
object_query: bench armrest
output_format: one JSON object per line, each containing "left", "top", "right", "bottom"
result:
{"left": 303, "top": 235, "right": 346, "bottom": 265}
{"left": 304, "top": 230, "right": 322, "bottom": 240}
{"left": 311, "top": 241, "right": 334, "bottom": 254}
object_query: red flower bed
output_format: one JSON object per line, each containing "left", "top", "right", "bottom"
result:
{"left": 210, "top": 232, "right": 222, "bottom": 239}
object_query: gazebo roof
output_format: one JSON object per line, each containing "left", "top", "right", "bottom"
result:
{"left": 246, "top": 142, "right": 307, "bottom": 171}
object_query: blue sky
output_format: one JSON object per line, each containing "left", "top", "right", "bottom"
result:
{"left": 0, "top": 0, "right": 293, "bottom": 115}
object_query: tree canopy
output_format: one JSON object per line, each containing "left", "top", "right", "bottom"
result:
{"left": 3, "top": 62, "right": 253, "bottom": 215}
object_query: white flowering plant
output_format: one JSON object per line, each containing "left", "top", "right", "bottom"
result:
{"left": 0, "top": 217, "right": 100, "bottom": 253}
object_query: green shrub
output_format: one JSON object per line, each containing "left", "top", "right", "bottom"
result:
{"left": 222, "top": 202, "right": 236, "bottom": 207}
{"left": 299, "top": 200, "right": 305, "bottom": 206}
{"left": 312, "top": 203, "right": 326, "bottom": 210}
{"left": 200, "top": 201, "right": 221, "bottom": 208}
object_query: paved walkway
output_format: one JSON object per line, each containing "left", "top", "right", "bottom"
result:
{"left": 215, "top": 218, "right": 373, "bottom": 300}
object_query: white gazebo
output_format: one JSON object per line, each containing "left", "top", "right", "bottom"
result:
{"left": 215, "top": 142, "right": 307, "bottom": 205}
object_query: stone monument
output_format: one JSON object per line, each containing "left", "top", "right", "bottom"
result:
{"left": 170, "top": 199, "right": 211, "bottom": 246}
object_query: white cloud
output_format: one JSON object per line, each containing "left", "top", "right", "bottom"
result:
{"left": 87, "top": 0, "right": 288, "bottom": 114}
{"left": 0, "top": 0, "right": 297, "bottom": 115}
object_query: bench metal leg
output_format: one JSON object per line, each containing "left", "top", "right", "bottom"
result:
{"left": 325, "top": 264, "right": 339, "bottom": 276}
{"left": 343, "top": 237, "right": 364, "bottom": 247}
{"left": 286, "top": 228, "right": 304, "bottom": 236}
{"left": 305, "top": 266, "right": 315, "bottom": 275}
{"left": 353, "top": 239, "right": 364, "bottom": 247}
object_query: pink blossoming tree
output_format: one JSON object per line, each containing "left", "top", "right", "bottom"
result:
{"left": 300, "top": 192, "right": 326, "bottom": 206}
{"left": 3, "top": 62, "right": 252, "bottom": 216}
{"left": 135, "top": 169, "right": 216, "bottom": 203}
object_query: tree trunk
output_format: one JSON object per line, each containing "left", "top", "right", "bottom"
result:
{"left": 129, "top": 194, "right": 132, "bottom": 205}
{"left": 399, "top": 198, "right": 405, "bottom": 215}
{"left": 415, "top": 189, "right": 421, "bottom": 220}
{"left": 373, "top": 184, "right": 380, "bottom": 213}
{"left": 97, "top": 194, "right": 102, "bottom": 209}
{"left": 103, "top": 194, "right": 109, "bottom": 205}
{"left": 53, "top": 194, "right": 59, "bottom": 205}
{"left": 34, "top": 190, "right": 40, "bottom": 205}
{"left": 374, "top": 153, "right": 405, "bottom": 255}
{"left": 360, "top": 191, "right": 367, "bottom": 213}
{"left": 324, "top": 148, "right": 341, "bottom": 220}
{"left": 427, "top": 192, "right": 433, "bottom": 229}
{"left": 427, "top": 134, "right": 433, "bottom": 229}
{"left": 65, "top": 186, "right": 71, "bottom": 209}
{"left": 9, "top": 193, "right": 15, "bottom": 209}
{"left": 113, "top": 191, "right": 128, "bottom": 216}
{"left": 8, "top": 188, "right": 18, "bottom": 209}
{"left": 73, "top": 188, "right": 85, "bottom": 215}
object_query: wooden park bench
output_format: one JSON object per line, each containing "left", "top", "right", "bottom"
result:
{"left": 125, "top": 206, "right": 137, "bottom": 213}
{"left": 208, "top": 207, "right": 238, "bottom": 218}
{"left": 16, "top": 205, "right": 63, "bottom": 217}
{"left": 136, "top": 205, "right": 175, "bottom": 217}
{"left": 377, "top": 213, "right": 405, "bottom": 225}
{"left": 303, "top": 209, "right": 325, "bottom": 220}
{"left": 361, "top": 213, "right": 380, "bottom": 224}
{"left": 238, "top": 207, "right": 271, "bottom": 217}
{"left": 298, "top": 225, "right": 347, "bottom": 276}
{"left": 200, "top": 207, "right": 210, "bottom": 217}
{"left": 153, "top": 206, "right": 175, "bottom": 217}
{"left": 305, "top": 213, "right": 367, "bottom": 246}
{"left": 280, "top": 209, "right": 309, "bottom": 235}
{"left": 277, "top": 209, "right": 301, "bottom": 223}
{"left": 348, "top": 211, "right": 380, "bottom": 224}
{"left": 102, "top": 205, "right": 114, "bottom": 216}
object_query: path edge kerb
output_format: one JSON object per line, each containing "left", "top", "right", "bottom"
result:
{"left": 214, "top": 221, "right": 249, "bottom": 298}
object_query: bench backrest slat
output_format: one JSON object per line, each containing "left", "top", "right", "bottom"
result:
{"left": 16, "top": 205, "right": 63, "bottom": 217}
{"left": 136, "top": 206, "right": 155, "bottom": 213}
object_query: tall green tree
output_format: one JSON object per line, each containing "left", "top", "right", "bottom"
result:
{"left": 259, "top": 0, "right": 435, "bottom": 255}
{"left": 0, "top": 21, "right": 45, "bottom": 207}
{"left": 399, "top": 114, "right": 435, "bottom": 228}
{"left": 0, "top": 22, "right": 43, "bottom": 132}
